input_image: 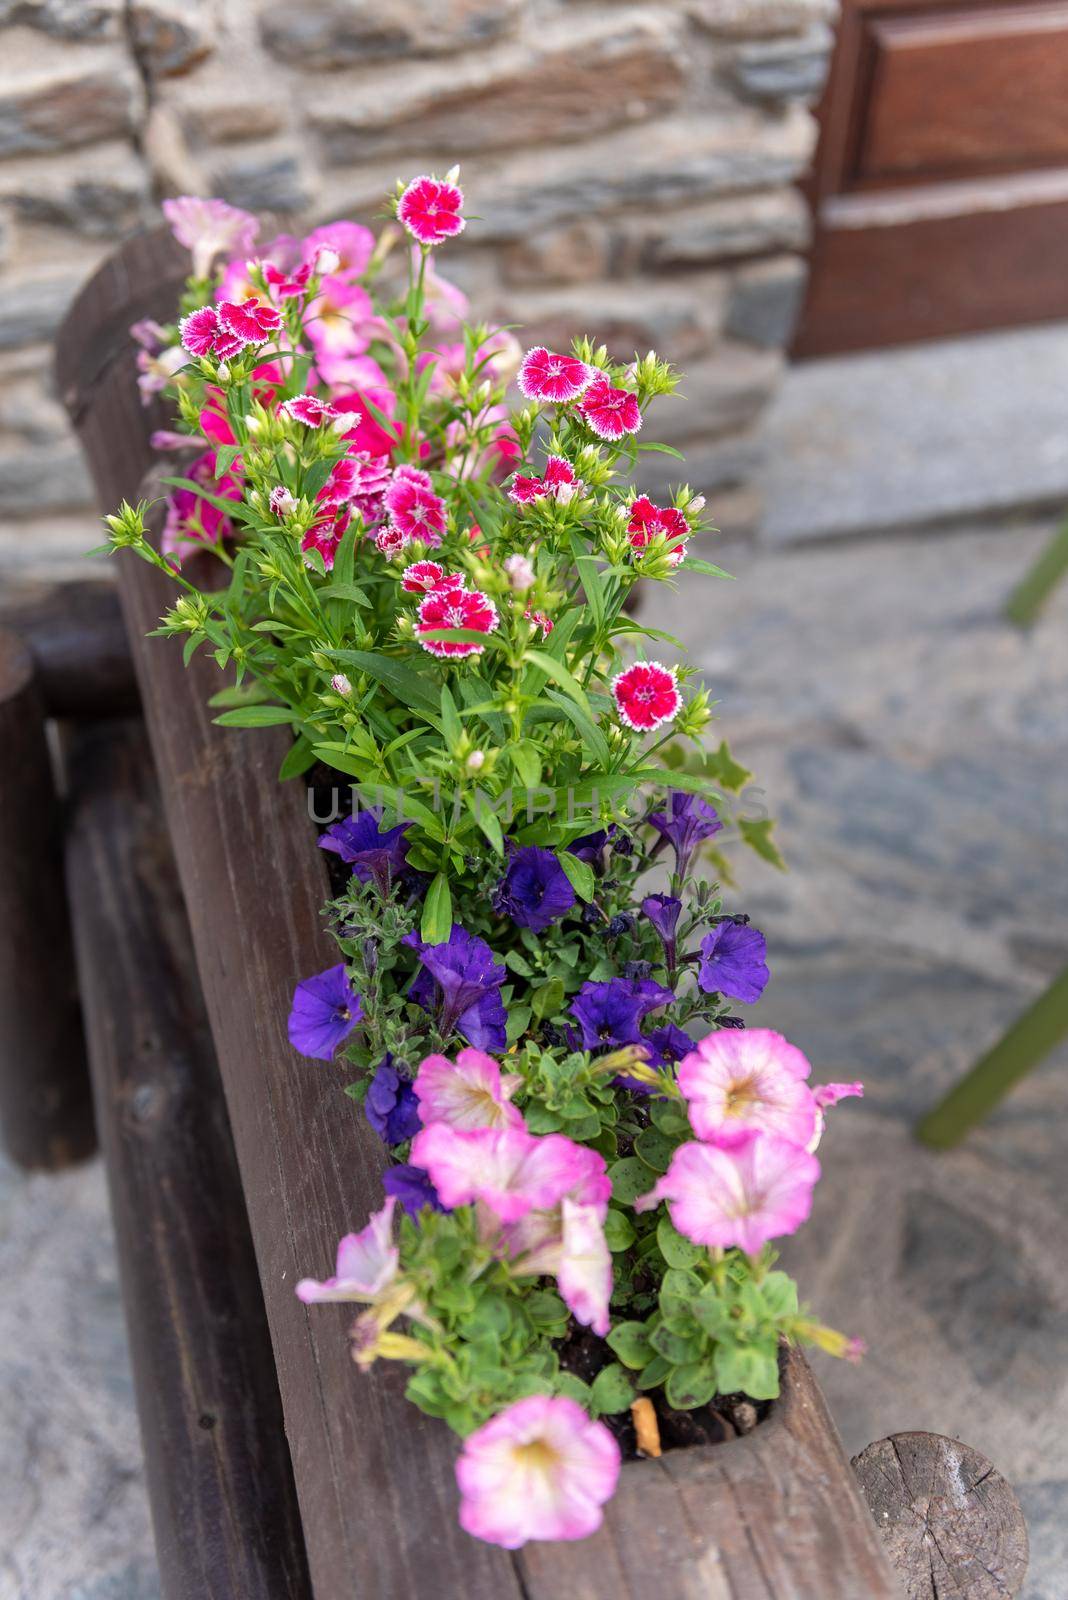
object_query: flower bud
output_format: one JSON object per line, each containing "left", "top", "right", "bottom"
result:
{"left": 331, "top": 673, "right": 352, "bottom": 696}
{"left": 216, "top": 361, "right": 231, "bottom": 382}
{"left": 465, "top": 750, "right": 486, "bottom": 773}
{"left": 269, "top": 485, "right": 297, "bottom": 516}
{"left": 503, "top": 553, "right": 535, "bottom": 593}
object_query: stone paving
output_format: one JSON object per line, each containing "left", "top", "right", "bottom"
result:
{"left": 2, "top": 517, "right": 1067, "bottom": 1597}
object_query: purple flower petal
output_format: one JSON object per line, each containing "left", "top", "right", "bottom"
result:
{"left": 697, "top": 922, "right": 769, "bottom": 1004}
{"left": 495, "top": 845, "right": 576, "bottom": 933}
{"left": 287, "top": 963, "right": 363, "bottom": 1060}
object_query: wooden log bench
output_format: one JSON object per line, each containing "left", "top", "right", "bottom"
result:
{"left": 0, "top": 224, "right": 1016, "bottom": 1598}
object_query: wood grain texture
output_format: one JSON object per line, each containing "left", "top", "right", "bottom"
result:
{"left": 62, "top": 717, "right": 311, "bottom": 1600}
{"left": 0, "top": 628, "right": 95, "bottom": 1169}
{"left": 0, "top": 579, "right": 138, "bottom": 719}
{"left": 58, "top": 226, "right": 899, "bottom": 1600}
{"left": 853, "top": 1432, "right": 1029, "bottom": 1598}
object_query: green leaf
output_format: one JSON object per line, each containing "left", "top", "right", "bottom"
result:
{"left": 649, "top": 1100, "right": 691, "bottom": 1139}
{"left": 278, "top": 736, "right": 316, "bottom": 781}
{"left": 703, "top": 739, "right": 751, "bottom": 794}
{"left": 545, "top": 689, "right": 611, "bottom": 769}
{"left": 649, "top": 1324, "right": 703, "bottom": 1364}
{"left": 692, "top": 1284, "right": 734, "bottom": 1340}
{"left": 738, "top": 817, "right": 786, "bottom": 871}
{"left": 530, "top": 976, "right": 565, "bottom": 1021}
{"left": 759, "top": 1271, "right": 799, "bottom": 1321}
{"left": 607, "top": 1157, "right": 650, "bottom": 1206}
{"left": 636, "top": 1354, "right": 672, "bottom": 1390}
{"left": 439, "top": 685, "right": 462, "bottom": 748}
{"left": 555, "top": 1373, "right": 593, "bottom": 1408}
{"left": 659, "top": 1268, "right": 703, "bottom": 1331}
{"left": 332, "top": 649, "right": 440, "bottom": 714}
{"left": 606, "top": 1320, "right": 654, "bottom": 1369}
{"left": 213, "top": 705, "right": 296, "bottom": 728}
{"left": 421, "top": 872, "right": 452, "bottom": 943}
{"left": 714, "top": 1340, "right": 780, "bottom": 1401}
{"left": 590, "top": 1363, "right": 635, "bottom": 1416}
{"left": 508, "top": 741, "right": 541, "bottom": 788}
{"left": 665, "top": 1359, "right": 719, "bottom": 1411}
{"left": 523, "top": 649, "right": 591, "bottom": 713}
{"left": 635, "top": 1127, "right": 675, "bottom": 1174}
{"left": 657, "top": 1216, "right": 705, "bottom": 1269}
{"left": 604, "top": 1209, "right": 637, "bottom": 1253}
{"left": 557, "top": 849, "right": 595, "bottom": 903}
{"left": 681, "top": 557, "right": 734, "bottom": 580}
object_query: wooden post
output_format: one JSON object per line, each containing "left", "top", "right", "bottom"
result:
{"left": 0, "top": 628, "right": 94, "bottom": 1168}
{"left": 853, "top": 1432, "right": 1029, "bottom": 1598}
{"left": 62, "top": 717, "right": 310, "bottom": 1600}
{"left": 0, "top": 579, "right": 138, "bottom": 719}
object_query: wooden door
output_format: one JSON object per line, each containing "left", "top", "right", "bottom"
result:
{"left": 793, "top": 0, "right": 1068, "bottom": 356}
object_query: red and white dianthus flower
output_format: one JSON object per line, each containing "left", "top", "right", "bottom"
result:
{"left": 281, "top": 394, "right": 343, "bottom": 429}
{"left": 384, "top": 476, "right": 447, "bottom": 547}
{"left": 375, "top": 524, "right": 411, "bottom": 561}
{"left": 398, "top": 174, "right": 466, "bottom": 247}
{"left": 301, "top": 504, "right": 351, "bottom": 573}
{"left": 517, "top": 347, "right": 593, "bottom": 405}
{"left": 217, "top": 297, "right": 283, "bottom": 344}
{"left": 524, "top": 608, "right": 553, "bottom": 636}
{"left": 626, "top": 495, "right": 691, "bottom": 566}
{"left": 578, "top": 376, "right": 642, "bottom": 442}
{"left": 611, "top": 660, "right": 681, "bottom": 732}
{"left": 263, "top": 259, "right": 312, "bottom": 299}
{"left": 509, "top": 454, "right": 583, "bottom": 507}
{"left": 401, "top": 560, "right": 465, "bottom": 595}
{"left": 416, "top": 587, "right": 499, "bottom": 659}
{"left": 179, "top": 305, "right": 245, "bottom": 361}
{"left": 269, "top": 484, "right": 296, "bottom": 516}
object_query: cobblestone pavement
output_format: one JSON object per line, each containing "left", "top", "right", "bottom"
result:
{"left": 2, "top": 517, "right": 1066, "bottom": 1598}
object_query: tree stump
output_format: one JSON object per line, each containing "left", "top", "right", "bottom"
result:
{"left": 852, "top": 1432, "right": 1029, "bottom": 1599}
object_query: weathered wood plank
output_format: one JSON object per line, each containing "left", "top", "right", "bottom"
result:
{"left": 62, "top": 716, "right": 311, "bottom": 1600}
{"left": 0, "top": 627, "right": 95, "bottom": 1169}
{"left": 0, "top": 579, "right": 138, "bottom": 719}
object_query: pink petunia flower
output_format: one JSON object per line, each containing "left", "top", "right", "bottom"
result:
{"left": 294, "top": 1198, "right": 398, "bottom": 1303}
{"left": 384, "top": 476, "right": 447, "bottom": 546}
{"left": 302, "top": 221, "right": 375, "bottom": 281}
{"left": 263, "top": 259, "right": 312, "bottom": 299}
{"left": 281, "top": 394, "right": 342, "bottom": 429}
{"left": 509, "top": 455, "right": 584, "bottom": 507}
{"left": 137, "top": 343, "right": 187, "bottom": 402}
{"left": 398, "top": 174, "right": 466, "bottom": 246}
{"left": 808, "top": 1080, "right": 864, "bottom": 1152}
{"left": 677, "top": 1029, "right": 819, "bottom": 1150}
{"left": 161, "top": 448, "right": 242, "bottom": 563}
{"left": 517, "top": 347, "right": 593, "bottom": 405}
{"left": 506, "top": 1197, "right": 613, "bottom": 1337}
{"left": 456, "top": 1394, "right": 620, "bottom": 1548}
{"left": 578, "top": 376, "right": 642, "bottom": 441}
{"left": 409, "top": 1123, "right": 600, "bottom": 1224}
{"left": 401, "top": 560, "right": 465, "bottom": 595}
{"left": 217, "top": 297, "right": 283, "bottom": 344}
{"left": 162, "top": 195, "right": 259, "bottom": 280}
{"left": 634, "top": 1133, "right": 821, "bottom": 1255}
{"left": 611, "top": 660, "right": 681, "bottom": 733}
{"left": 413, "top": 1048, "right": 524, "bottom": 1131}
{"left": 415, "top": 586, "right": 498, "bottom": 658}
{"left": 627, "top": 496, "right": 690, "bottom": 566}
{"left": 179, "top": 304, "right": 245, "bottom": 361}
{"left": 306, "top": 277, "right": 375, "bottom": 361}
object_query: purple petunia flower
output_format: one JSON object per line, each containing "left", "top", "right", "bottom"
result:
{"left": 495, "top": 845, "right": 576, "bottom": 933}
{"left": 568, "top": 977, "right": 674, "bottom": 1052}
{"left": 641, "top": 894, "right": 682, "bottom": 970}
{"left": 649, "top": 791, "right": 722, "bottom": 880}
{"left": 697, "top": 921, "right": 770, "bottom": 1004}
{"left": 644, "top": 1022, "right": 698, "bottom": 1070}
{"left": 288, "top": 963, "right": 363, "bottom": 1060}
{"left": 319, "top": 809, "right": 412, "bottom": 895}
{"left": 407, "top": 925, "right": 508, "bottom": 1052}
{"left": 365, "top": 1057, "right": 422, "bottom": 1145}
{"left": 382, "top": 1163, "right": 445, "bottom": 1218}
{"left": 566, "top": 828, "right": 614, "bottom": 869}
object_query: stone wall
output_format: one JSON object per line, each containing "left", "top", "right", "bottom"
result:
{"left": 0, "top": 0, "right": 834, "bottom": 576}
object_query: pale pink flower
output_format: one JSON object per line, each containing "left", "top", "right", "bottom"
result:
{"left": 578, "top": 376, "right": 642, "bottom": 441}
{"left": 331, "top": 674, "right": 352, "bottom": 695}
{"left": 635, "top": 1133, "right": 820, "bottom": 1255}
{"left": 307, "top": 277, "right": 375, "bottom": 360}
{"left": 415, "top": 586, "right": 498, "bottom": 658}
{"left": 281, "top": 394, "right": 341, "bottom": 429}
{"left": 162, "top": 195, "right": 258, "bottom": 280}
{"left": 410, "top": 1123, "right": 601, "bottom": 1224}
{"left": 456, "top": 1395, "right": 620, "bottom": 1548}
{"left": 295, "top": 1198, "right": 398, "bottom": 1303}
{"left": 524, "top": 608, "right": 553, "bottom": 636}
{"left": 302, "top": 221, "right": 375, "bottom": 281}
{"left": 677, "top": 1028, "right": 818, "bottom": 1150}
{"left": 507, "top": 1198, "right": 613, "bottom": 1336}
{"left": 509, "top": 455, "right": 583, "bottom": 507}
{"left": 317, "top": 350, "right": 391, "bottom": 393}
{"left": 808, "top": 1080, "right": 864, "bottom": 1152}
{"left": 517, "top": 347, "right": 593, "bottom": 405}
{"left": 137, "top": 343, "right": 187, "bottom": 401}
{"left": 503, "top": 553, "right": 535, "bottom": 592}
{"left": 398, "top": 174, "right": 466, "bottom": 246}
{"left": 414, "top": 1048, "right": 524, "bottom": 1132}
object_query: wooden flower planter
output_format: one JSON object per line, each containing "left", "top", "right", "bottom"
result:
{"left": 51, "top": 229, "right": 903, "bottom": 1600}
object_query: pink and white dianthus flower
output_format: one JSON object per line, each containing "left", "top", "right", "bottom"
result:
{"left": 179, "top": 304, "right": 245, "bottom": 361}
{"left": 409, "top": 1122, "right": 602, "bottom": 1224}
{"left": 413, "top": 1048, "right": 524, "bottom": 1131}
{"left": 401, "top": 560, "right": 465, "bottom": 595}
{"left": 627, "top": 495, "right": 691, "bottom": 566}
{"left": 415, "top": 586, "right": 498, "bottom": 658}
{"left": 341, "top": 452, "right": 394, "bottom": 524}
{"left": 302, "top": 221, "right": 375, "bottom": 281}
{"left": 635, "top": 1133, "right": 820, "bottom": 1255}
{"left": 611, "top": 660, "right": 681, "bottom": 733}
{"left": 375, "top": 524, "right": 411, "bottom": 560}
{"left": 281, "top": 393, "right": 342, "bottom": 429}
{"left": 295, "top": 1197, "right": 398, "bottom": 1303}
{"left": 384, "top": 476, "right": 447, "bottom": 546}
{"left": 301, "top": 504, "right": 351, "bottom": 572}
{"left": 162, "top": 195, "right": 258, "bottom": 280}
{"left": 398, "top": 174, "right": 466, "bottom": 246}
{"left": 578, "top": 376, "right": 642, "bottom": 441}
{"left": 524, "top": 608, "right": 553, "bottom": 636}
{"left": 217, "top": 296, "right": 283, "bottom": 344}
{"left": 269, "top": 484, "right": 297, "bottom": 516}
{"left": 678, "top": 1028, "right": 819, "bottom": 1150}
{"left": 517, "top": 347, "right": 593, "bottom": 405}
{"left": 509, "top": 455, "right": 583, "bottom": 507}
{"left": 456, "top": 1394, "right": 620, "bottom": 1549}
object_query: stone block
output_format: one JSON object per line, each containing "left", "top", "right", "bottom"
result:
{"left": 501, "top": 221, "right": 610, "bottom": 288}
{"left": 167, "top": 58, "right": 291, "bottom": 145}
{"left": 128, "top": 0, "right": 214, "bottom": 78}
{"left": 663, "top": 343, "right": 783, "bottom": 441}
{"left": 636, "top": 189, "right": 811, "bottom": 270}
{"left": 496, "top": 274, "right": 729, "bottom": 365}
{"left": 1, "top": 143, "right": 151, "bottom": 236}
{"left": 636, "top": 423, "right": 766, "bottom": 498}
{"left": 0, "top": 0, "right": 122, "bottom": 40}
{"left": 0, "top": 275, "right": 81, "bottom": 349}
{"left": 724, "top": 254, "right": 807, "bottom": 347}
{"left": 211, "top": 141, "right": 316, "bottom": 215}
{"left": 0, "top": 443, "right": 92, "bottom": 513}
{"left": 310, "top": 11, "right": 687, "bottom": 162}
{"left": 0, "top": 49, "right": 141, "bottom": 156}
{"left": 260, "top": 0, "right": 524, "bottom": 66}
{"left": 727, "top": 23, "right": 834, "bottom": 103}
{"left": 688, "top": 0, "right": 837, "bottom": 38}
